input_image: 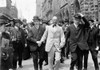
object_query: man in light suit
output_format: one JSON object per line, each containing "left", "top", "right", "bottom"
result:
{"left": 38, "top": 16, "right": 65, "bottom": 70}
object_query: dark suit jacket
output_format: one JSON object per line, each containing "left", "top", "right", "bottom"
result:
{"left": 10, "top": 27, "right": 25, "bottom": 50}
{"left": 28, "top": 24, "right": 45, "bottom": 51}
{"left": 88, "top": 26, "right": 99, "bottom": 50}
{"left": 65, "top": 17, "right": 90, "bottom": 52}
{"left": 19, "top": 28, "right": 26, "bottom": 47}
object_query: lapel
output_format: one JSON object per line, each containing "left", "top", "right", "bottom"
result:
{"left": 13, "top": 27, "right": 18, "bottom": 38}
{"left": 38, "top": 25, "right": 42, "bottom": 33}
{"left": 73, "top": 24, "right": 80, "bottom": 31}
{"left": 72, "top": 24, "right": 77, "bottom": 31}
{"left": 16, "top": 28, "right": 21, "bottom": 38}
{"left": 33, "top": 25, "right": 41, "bottom": 39}
{"left": 33, "top": 25, "right": 39, "bottom": 35}
{"left": 38, "top": 25, "right": 42, "bottom": 35}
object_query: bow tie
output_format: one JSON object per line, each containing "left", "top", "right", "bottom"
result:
{"left": 53, "top": 24, "right": 57, "bottom": 27}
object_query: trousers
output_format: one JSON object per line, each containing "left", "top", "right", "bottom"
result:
{"left": 12, "top": 41, "right": 24, "bottom": 68}
{"left": 31, "top": 43, "right": 47, "bottom": 70}
{"left": 70, "top": 47, "right": 85, "bottom": 70}
{"left": 48, "top": 46, "right": 61, "bottom": 70}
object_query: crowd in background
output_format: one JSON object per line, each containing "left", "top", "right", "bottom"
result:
{"left": 0, "top": 13, "right": 100, "bottom": 70}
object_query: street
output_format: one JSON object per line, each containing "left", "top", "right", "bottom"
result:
{"left": 17, "top": 52, "right": 100, "bottom": 70}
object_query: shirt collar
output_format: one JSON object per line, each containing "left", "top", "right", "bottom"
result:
{"left": 90, "top": 25, "right": 94, "bottom": 29}
{"left": 74, "top": 23, "right": 78, "bottom": 28}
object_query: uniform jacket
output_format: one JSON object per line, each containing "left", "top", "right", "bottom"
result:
{"left": 65, "top": 17, "right": 90, "bottom": 52}
{"left": 41, "top": 24, "right": 65, "bottom": 52}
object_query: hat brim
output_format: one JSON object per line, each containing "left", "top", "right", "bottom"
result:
{"left": 33, "top": 19, "right": 40, "bottom": 21}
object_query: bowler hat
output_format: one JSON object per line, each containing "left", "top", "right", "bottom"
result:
{"left": 33, "top": 16, "right": 40, "bottom": 21}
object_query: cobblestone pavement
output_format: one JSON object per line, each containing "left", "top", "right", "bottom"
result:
{"left": 17, "top": 52, "right": 100, "bottom": 70}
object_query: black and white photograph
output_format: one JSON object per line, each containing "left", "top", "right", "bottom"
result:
{"left": 0, "top": 0, "right": 100, "bottom": 70}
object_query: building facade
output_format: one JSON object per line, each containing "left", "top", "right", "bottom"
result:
{"left": 36, "top": 0, "right": 100, "bottom": 21}
{"left": 0, "top": 0, "right": 18, "bottom": 18}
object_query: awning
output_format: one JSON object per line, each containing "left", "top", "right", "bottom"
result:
{"left": 0, "top": 13, "right": 13, "bottom": 20}
{"left": 0, "top": 13, "right": 13, "bottom": 25}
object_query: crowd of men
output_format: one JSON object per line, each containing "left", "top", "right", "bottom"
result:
{"left": 0, "top": 12, "right": 100, "bottom": 70}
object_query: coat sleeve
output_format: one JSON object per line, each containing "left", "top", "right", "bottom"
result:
{"left": 40, "top": 26, "right": 48, "bottom": 42}
{"left": 20, "top": 29, "right": 26, "bottom": 46}
{"left": 65, "top": 26, "right": 70, "bottom": 42}
{"left": 27, "top": 28, "right": 37, "bottom": 43}
{"left": 96, "top": 26, "right": 100, "bottom": 48}
{"left": 81, "top": 16, "right": 90, "bottom": 28}
{"left": 60, "top": 27, "right": 65, "bottom": 48}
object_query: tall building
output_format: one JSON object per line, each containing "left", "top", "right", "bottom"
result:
{"left": 36, "top": 0, "right": 79, "bottom": 21}
{"left": 36, "top": 0, "right": 100, "bottom": 21}
{"left": 0, "top": 0, "right": 18, "bottom": 18}
{"left": 80, "top": 0, "right": 98, "bottom": 20}
{"left": 36, "top": 0, "right": 70, "bottom": 20}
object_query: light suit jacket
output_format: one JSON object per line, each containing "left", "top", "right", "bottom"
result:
{"left": 41, "top": 24, "right": 65, "bottom": 52}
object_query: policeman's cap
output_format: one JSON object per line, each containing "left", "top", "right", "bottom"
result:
{"left": 74, "top": 13, "right": 81, "bottom": 19}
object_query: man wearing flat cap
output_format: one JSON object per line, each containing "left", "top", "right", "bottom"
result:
{"left": 27, "top": 16, "right": 46, "bottom": 70}
{"left": 65, "top": 13, "right": 90, "bottom": 70}
{"left": 10, "top": 19, "right": 25, "bottom": 70}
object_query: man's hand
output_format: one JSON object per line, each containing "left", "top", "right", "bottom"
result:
{"left": 96, "top": 46, "right": 99, "bottom": 51}
{"left": 25, "top": 43, "right": 27, "bottom": 47}
{"left": 37, "top": 41, "right": 42, "bottom": 47}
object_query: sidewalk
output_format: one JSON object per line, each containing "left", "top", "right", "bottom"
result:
{"left": 17, "top": 52, "right": 100, "bottom": 70}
